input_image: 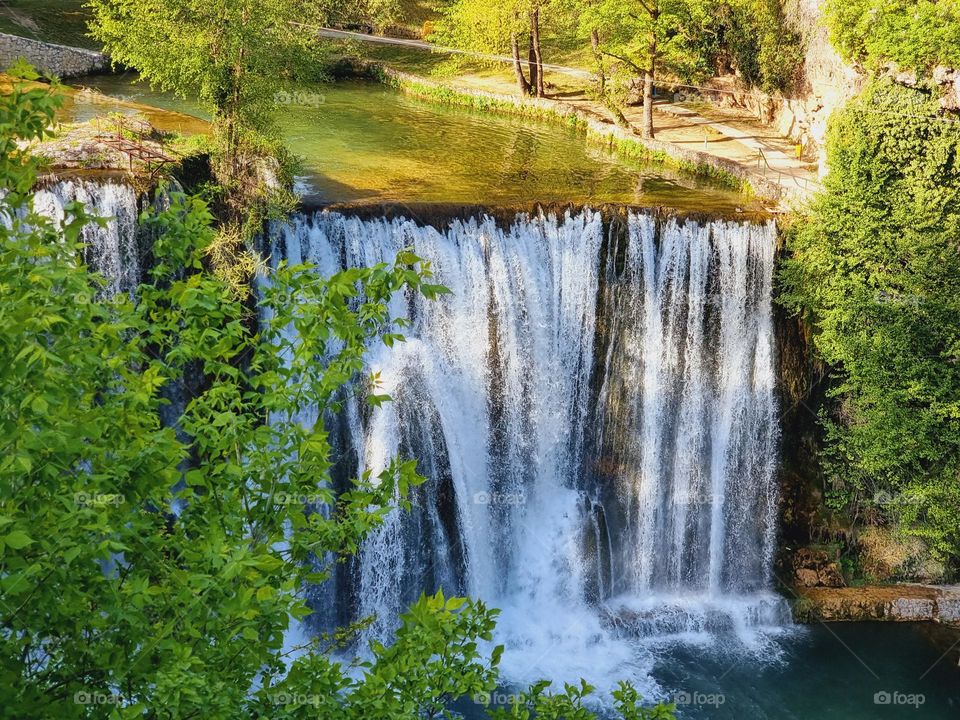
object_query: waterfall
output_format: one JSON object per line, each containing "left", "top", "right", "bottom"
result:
{"left": 31, "top": 179, "right": 143, "bottom": 297}
{"left": 268, "top": 207, "right": 790, "bottom": 691}
{"left": 15, "top": 177, "right": 791, "bottom": 689}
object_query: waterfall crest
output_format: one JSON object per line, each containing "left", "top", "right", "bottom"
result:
{"left": 268, "top": 207, "right": 789, "bottom": 689}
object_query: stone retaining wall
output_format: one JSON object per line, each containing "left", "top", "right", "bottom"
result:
{"left": 0, "top": 33, "right": 110, "bottom": 79}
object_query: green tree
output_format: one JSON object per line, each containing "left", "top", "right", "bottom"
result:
{"left": 87, "top": 0, "right": 326, "bottom": 187}
{"left": 0, "top": 74, "right": 675, "bottom": 720}
{"left": 433, "top": 0, "right": 550, "bottom": 97}
{"left": 780, "top": 78, "right": 960, "bottom": 567}
{"left": 824, "top": 0, "right": 960, "bottom": 74}
{"left": 574, "top": 0, "right": 716, "bottom": 138}
{"left": 85, "top": 0, "right": 407, "bottom": 288}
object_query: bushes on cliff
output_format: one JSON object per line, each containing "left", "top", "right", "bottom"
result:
{"left": 780, "top": 78, "right": 960, "bottom": 570}
{"left": 824, "top": 0, "right": 960, "bottom": 74}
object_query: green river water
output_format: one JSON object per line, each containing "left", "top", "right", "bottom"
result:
{"left": 68, "top": 74, "right": 760, "bottom": 213}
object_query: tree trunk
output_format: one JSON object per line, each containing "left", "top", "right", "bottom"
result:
{"left": 591, "top": 29, "right": 605, "bottom": 96}
{"left": 530, "top": 9, "right": 545, "bottom": 97}
{"left": 642, "top": 70, "right": 654, "bottom": 139}
{"left": 510, "top": 32, "right": 531, "bottom": 96}
{"left": 528, "top": 32, "right": 539, "bottom": 97}
{"left": 642, "top": 24, "right": 657, "bottom": 139}
{"left": 590, "top": 28, "right": 630, "bottom": 128}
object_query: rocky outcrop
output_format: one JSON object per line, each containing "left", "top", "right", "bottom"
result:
{"left": 794, "top": 584, "right": 960, "bottom": 625}
{"left": 705, "top": 0, "right": 861, "bottom": 174}
{"left": 780, "top": 0, "right": 862, "bottom": 171}
{"left": 792, "top": 547, "right": 846, "bottom": 588}
{"left": 933, "top": 66, "right": 960, "bottom": 110}
{"left": 0, "top": 33, "right": 110, "bottom": 79}
{"left": 32, "top": 120, "right": 176, "bottom": 181}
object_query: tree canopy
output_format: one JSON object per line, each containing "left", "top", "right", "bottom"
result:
{"left": 824, "top": 0, "right": 960, "bottom": 74}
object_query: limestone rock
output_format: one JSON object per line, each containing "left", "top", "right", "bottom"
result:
{"left": 817, "top": 562, "right": 846, "bottom": 588}
{"left": 794, "top": 584, "right": 960, "bottom": 625}
{"left": 891, "top": 597, "right": 936, "bottom": 621}
{"left": 791, "top": 546, "right": 846, "bottom": 588}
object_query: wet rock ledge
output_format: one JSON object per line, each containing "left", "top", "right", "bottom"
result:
{"left": 794, "top": 584, "right": 960, "bottom": 626}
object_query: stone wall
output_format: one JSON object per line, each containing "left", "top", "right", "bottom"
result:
{"left": 0, "top": 33, "right": 110, "bottom": 79}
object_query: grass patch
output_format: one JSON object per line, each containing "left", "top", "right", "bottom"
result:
{"left": 0, "top": 0, "right": 96, "bottom": 49}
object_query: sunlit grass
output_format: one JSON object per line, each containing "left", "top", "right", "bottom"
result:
{"left": 0, "top": 0, "right": 95, "bottom": 49}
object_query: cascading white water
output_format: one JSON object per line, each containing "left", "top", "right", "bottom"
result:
{"left": 31, "top": 179, "right": 142, "bottom": 296}
{"left": 268, "top": 207, "right": 790, "bottom": 692}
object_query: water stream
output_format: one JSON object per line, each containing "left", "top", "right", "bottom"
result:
{"left": 66, "top": 75, "right": 758, "bottom": 212}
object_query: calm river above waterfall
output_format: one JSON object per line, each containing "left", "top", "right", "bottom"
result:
{"left": 67, "top": 75, "right": 759, "bottom": 212}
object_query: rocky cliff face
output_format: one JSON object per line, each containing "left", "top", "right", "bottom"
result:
{"left": 777, "top": 0, "right": 862, "bottom": 174}
{"left": 708, "top": 1, "right": 861, "bottom": 174}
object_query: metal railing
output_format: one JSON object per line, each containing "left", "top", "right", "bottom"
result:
{"left": 755, "top": 148, "right": 820, "bottom": 195}
{"left": 93, "top": 116, "right": 174, "bottom": 176}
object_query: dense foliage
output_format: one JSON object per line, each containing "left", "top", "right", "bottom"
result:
{"left": 0, "top": 77, "right": 674, "bottom": 719}
{"left": 824, "top": 0, "right": 960, "bottom": 74}
{"left": 716, "top": 0, "right": 803, "bottom": 94}
{"left": 780, "top": 78, "right": 960, "bottom": 567}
